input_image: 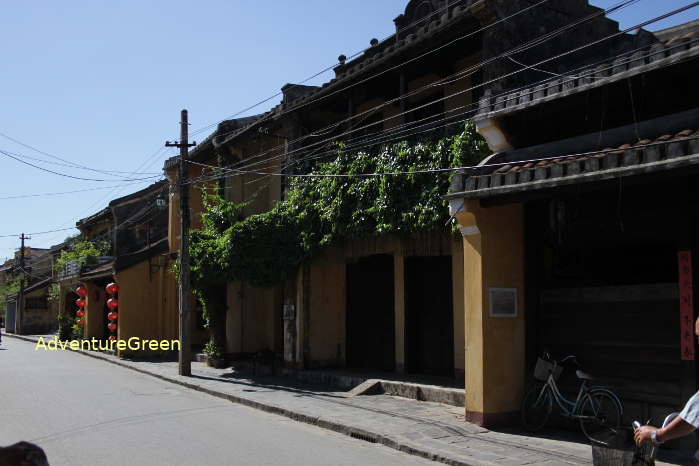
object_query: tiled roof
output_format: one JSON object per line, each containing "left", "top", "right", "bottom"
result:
{"left": 447, "top": 129, "right": 699, "bottom": 199}
{"left": 476, "top": 31, "right": 699, "bottom": 118}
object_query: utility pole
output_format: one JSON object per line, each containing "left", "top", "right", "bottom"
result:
{"left": 166, "top": 110, "right": 196, "bottom": 376}
{"left": 16, "top": 233, "right": 29, "bottom": 334}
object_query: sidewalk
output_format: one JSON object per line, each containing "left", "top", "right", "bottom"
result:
{"left": 5, "top": 332, "right": 688, "bottom": 466}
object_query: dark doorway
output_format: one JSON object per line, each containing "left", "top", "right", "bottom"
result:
{"left": 405, "top": 256, "right": 454, "bottom": 377}
{"left": 524, "top": 176, "right": 694, "bottom": 427}
{"left": 346, "top": 254, "right": 395, "bottom": 372}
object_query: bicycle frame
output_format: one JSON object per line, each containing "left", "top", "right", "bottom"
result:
{"left": 538, "top": 369, "right": 589, "bottom": 419}
{"left": 536, "top": 361, "right": 619, "bottom": 423}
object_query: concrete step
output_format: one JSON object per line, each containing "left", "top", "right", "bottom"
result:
{"left": 350, "top": 379, "right": 465, "bottom": 407}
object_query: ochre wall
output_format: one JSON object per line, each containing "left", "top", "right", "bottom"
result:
{"left": 457, "top": 201, "right": 525, "bottom": 426}
{"left": 114, "top": 255, "right": 187, "bottom": 356}
{"left": 295, "top": 233, "right": 465, "bottom": 377}
{"left": 308, "top": 246, "right": 346, "bottom": 367}
{"left": 225, "top": 281, "right": 281, "bottom": 355}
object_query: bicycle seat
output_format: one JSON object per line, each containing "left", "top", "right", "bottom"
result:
{"left": 576, "top": 370, "right": 595, "bottom": 381}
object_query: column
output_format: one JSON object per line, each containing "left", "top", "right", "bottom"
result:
{"left": 455, "top": 200, "right": 525, "bottom": 427}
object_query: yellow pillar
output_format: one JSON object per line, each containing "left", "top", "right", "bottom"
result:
{"left": 456, "top": 200, "right": 525, "bottom": 427}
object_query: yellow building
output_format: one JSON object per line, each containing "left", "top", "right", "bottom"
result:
{"left": 56, "top": 181, "right": 203, "bottom": 356}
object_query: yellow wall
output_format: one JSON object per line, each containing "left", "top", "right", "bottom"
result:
{"left": 456, "top": 201, "right": 525, "bottom": 425}
{"left": 308, "top": 246, "right": 346, "bottom": 367}
{"left": 295, "top": 233, "right": 465, "bottom": 376}
{"left": 114, "top": 255, "right": 186, "bottom": 356}
{"left": 225, "top": 281, "right": 280, "bottom": 354}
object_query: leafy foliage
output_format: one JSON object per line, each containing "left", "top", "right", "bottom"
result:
{"left": 53, "top": 237, "right": 111, "bottom": 274}
{"left": 203, "top": 338, "right": 224, "bottom": 359}
{"left": 188, "top": 123, "right": 489, "bottom": 320}
{"left": 0, "top": 273, "right": 20, "bottom": 318}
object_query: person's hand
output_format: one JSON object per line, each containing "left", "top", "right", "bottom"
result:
{"left": 634, "top": 425, "right": 659, "bottom": 446}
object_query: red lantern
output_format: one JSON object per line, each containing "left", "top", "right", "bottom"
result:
{"left": 75, "top": 286, "right": 87, "bottom": 297}
{"left": 106, "top": 298, "right": 118, "bottom": 310}
{"left": 108, "top": 335, "right": 116, "bottom": 341}
{"left": 107, "top": 311, "right": 118, "bottom": 321}
{"left": 75, "top": 298, "right": 86, "bottom": 308}
{"left": 105, "top": 282, "right": 119, "bottom": 295}
{"left": 76, "top": 310, "right": 85, "bottom": 318}
{"left": 107, "top": 323, "right": 117, "bottom": 331}
{"left": 77, "top": 319, "right": 85, "bottom": 326}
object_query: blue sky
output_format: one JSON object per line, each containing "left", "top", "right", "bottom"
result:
{"left": 0, "top": 0, "right": 696, "bottom": 260}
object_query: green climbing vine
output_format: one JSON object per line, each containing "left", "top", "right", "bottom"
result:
{"left": 53, "top": 236, "right": 111, "bottom": 275}
{"left": 189, "top": 122, "right": 489, "bottom": 306}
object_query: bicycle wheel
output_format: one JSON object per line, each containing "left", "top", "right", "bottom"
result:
{"left": 578, "top": 390, "right": 622, "bottom": 445}
{"left": 521, "top": 383, "right": 553, "bottom": 431}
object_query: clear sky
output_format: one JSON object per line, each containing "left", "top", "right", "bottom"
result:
{"left": 0, "top": 0, "right": 696, "bottom": 260}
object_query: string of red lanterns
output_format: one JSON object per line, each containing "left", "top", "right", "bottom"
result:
{"left": 106, "top": 282, "right": 119, "bottom": 341}
{"left": 75, "top": 285, "right": 87, "bottom": 328}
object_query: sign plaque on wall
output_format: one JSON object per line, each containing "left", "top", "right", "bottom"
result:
{"left": 489, "top": 288, "right": 517, "bottom": 317}
{"left": 678, "top": 250, "right": 695, "bottom": 361}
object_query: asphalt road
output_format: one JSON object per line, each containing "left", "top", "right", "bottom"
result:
{"left": 0, "top": 337, "right": 436, "bottom": 466}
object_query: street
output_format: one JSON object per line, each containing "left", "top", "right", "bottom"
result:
{"left": 0, "top": 338, "right": 435, "bottom": 466}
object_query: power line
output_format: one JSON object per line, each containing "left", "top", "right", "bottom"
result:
{"left": 187, "top": 0, "right": 481, "bottom": 139}
{"left": 0, "top": 149, "right": 162, "bottom": 182}
{"left": 209, "top": 0, "right": 557, "bottom": 148}
{"left": 33, "top": 145, "right": 172, "bottom": 247}
{"left": 0, "top": 131, "right": 161, "bottom": 176}
{"left": 6, "top": 150, "right": 161, "bottom": 176}
{"left": 184, "top": 0, "right": 658, "bottom": 186}
{"left": 0, "top": 181, "right": 159, "bottom": 201}
{"left": 198, "top": 0, "right": 639, "bottom": 179}
{"left": 0, "top": 227, "right": 76, "bottom": 239}
{"left": 193, "top": 134, "right": 699, "bottom": 180}
{"left": 200, "top": 0, "right": 692, "bottom": 184}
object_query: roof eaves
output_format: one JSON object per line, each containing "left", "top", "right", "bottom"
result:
{"left": 475, "top": 32, "right": 699, "bottom": 120}
{"left": 447, "top": 129, "right": 699, "bottom": 200}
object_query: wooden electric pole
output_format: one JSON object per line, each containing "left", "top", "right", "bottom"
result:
{"left": 17, "top": 233, "right": 29, "bottom": 334}
{"left": 166, "top": 110, "right": 195, "bottom": 376}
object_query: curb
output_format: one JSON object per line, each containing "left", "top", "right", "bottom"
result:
{"left": 4, "top": 333, "right": 473, "bottom": 466}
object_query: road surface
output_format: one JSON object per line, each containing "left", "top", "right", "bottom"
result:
{"left": 0, "top": 337, "right": 435, "bottom": 466}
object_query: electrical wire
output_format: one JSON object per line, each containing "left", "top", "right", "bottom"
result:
{"left": 184, "top": 2, "right": 681, "bottom": 186}
{"left": 199, "top": 0, "right": 694, "bottom": 184}
{"left": 197, "top": 134, "right": 699, "bottom": 180}
{"left": 186, "top": 0, "right": 481, "bottom": 139}
{"left": 0, "top": 131, "right": 161, "bottom": 176}
{"left": 195, "top": 0, "right": 640, "bottom": 179}
{"left": 0, "top": 181, "right": 158, "bottom": 201}
{"left": 208, "top": 0, "right": 557, "bottom": 147}
{"left": 0, "top": 149, "right": 162, "bottom": 182}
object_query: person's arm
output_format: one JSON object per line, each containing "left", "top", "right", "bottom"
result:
{"left": 635, "top": 417, "right": 696, "bottom": 446}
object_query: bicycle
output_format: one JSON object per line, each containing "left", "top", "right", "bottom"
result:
{"left": 521, "top": 353, "right": 624, "bottom": 445}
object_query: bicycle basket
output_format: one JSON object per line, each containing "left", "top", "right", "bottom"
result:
{"left": 534, "top": 357, "right": 563, "bottom": 382}
{"left": 591, "top": 428, "right": 654, "bottom": 466}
